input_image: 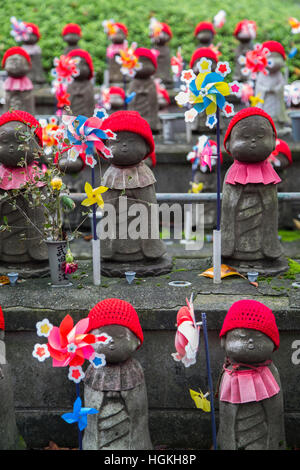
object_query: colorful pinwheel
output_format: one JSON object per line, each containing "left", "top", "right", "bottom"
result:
{"left": 289, "top": 17, "right": 300, "bottom": 34}
{"left": 149, "top": 17, "right": 163, "bottom": 38}
{"left": 62, "top": 396, "right": 98, "bottom": 432}
{"left": 102, "top": 19, "right": 117, "bottom": 37}
{"left": 213, "top": 10, "right": 226, "bottom": 29}
{"left": 176, "top": 58, "right": 240, "bottom": 128}
{"left": 51, "top": 55, "right": 79, "bottom": 83}
{"left": 62, "top": 109, "right": 116, "bottom": 166}
{"left": 171, "top": 48, "right": 184, "bottom": 78}
{"left": 239, "top": 43, "right": 270, "bottom": 79}
{"left": 10, "top": 17, "right": 31, "bottom": 42}
{"left": 115, "top": 41, "right": 142, "bottom": 77}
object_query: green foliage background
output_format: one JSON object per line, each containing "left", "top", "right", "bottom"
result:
{"left": 1, "top": 0, "right": 300, "bottom": 83}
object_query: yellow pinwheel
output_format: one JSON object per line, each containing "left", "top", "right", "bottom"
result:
{"left": 81, "top": 182, "right": 108, "bottom": 209}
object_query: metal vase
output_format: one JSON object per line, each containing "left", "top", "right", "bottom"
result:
{"left": 45, "top": 240, "right": 72, "bottom": 287}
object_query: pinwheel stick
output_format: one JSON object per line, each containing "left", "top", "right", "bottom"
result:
{"left": 91, "top": 167, "right": 101, "bottom": 286}
{"left": 213, "top": 107, "right": 222, "bottom": 284}
{"left": 201, "top": 312, "right": 217, "bottom": 450}
{"left": 75, "top": 383, "right": 83, "bottom": 450}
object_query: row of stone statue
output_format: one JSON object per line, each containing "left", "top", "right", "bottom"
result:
{"left": 0, "top": 106, "right": 289, "bottom": 277}
{"left": 0, "top": 297, "right": 286, "bottom": 450}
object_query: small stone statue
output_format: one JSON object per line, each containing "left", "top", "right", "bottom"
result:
{"left": 61, "top": 23, "right": 82, "bottom": 54}
{"left": 107, "top": 86, "right": 126, "bottom": 111}
{"left": 0, "top": 110, "right": 48, "bottom": 267}
{"left": 66, "top": 49, "right": 95, "bottom": 117}
{"left": 255, "top": 41, "right": 291, "bottom": 137}
{"left": 189, "top": 48, "right": 219, "bottom": 135}
{"left": 0, "top": 305, "right": 25, "bottom": 449}
{"left": 100, "top": 110, "right": 171, "bottom": 276}
{"left": 21, "top": 22, "right": 46, "bottom": 86}
{"left": 233, "top": 20, "right": 256, "bottom": 82}
{"left": 268, "top": 138, "right": 293, "bottom": 228}
{"left": 218, "top": 299, "right": 285, "bottom": 450}
{"left": 127, "top": 48, "right": 160, "bottom": 132}
{"left": 105, "top": 23, "right": 128, "bottom": 85}
{"left": 194, "top": 22, "right": 216, "bottom": 48}
{"left": 155, "top": 79, "right": 171, "bottom": 110}
{"left": 2, "top": 46, "right": 35, "bottom": 114}
{"left": 221, "top": 107, "right": 288, "bottom": 275}
{"left": 83, "top": 298, "right": 153, "bottom": 450}
{"left": 150, "top": 22, "right": 173, "bottom": 88}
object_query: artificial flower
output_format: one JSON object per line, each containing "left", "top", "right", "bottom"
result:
{"left": 36, "top": 319, "right": 53, "bottom": 338}
{"left": 50, "top": 177, "right": 63, "bottom": 191}
{"left": 68, "top": 366, "right": 85, "bottom": 384}
{"left": 115, "top": 41, "right": 142, "bottom": 77}
{"left": 32, "top": 343, "right": 50, "bottom": 362}
{"left": 171, "top": 48, "right": 184, "bottom": 77}
{"left": 81, "top": 182, "right": 108, "bottom": 209}
{"left": 249, "top": 93, "right": 264, "bottom": 106}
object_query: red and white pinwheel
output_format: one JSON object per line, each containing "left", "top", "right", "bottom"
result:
{"left": 172, "top": 296, "right": 200, "bottom": 367}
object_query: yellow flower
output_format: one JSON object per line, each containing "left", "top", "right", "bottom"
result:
{"left": 50, "top": 177, "right": 63, "bottom": 191}
{"left": 188, "top": 182, "right": 203, "bottom": 194}
{"left": 250, "top": 93, "right": 264, "bottom": 107}
{"left": 81, "top": 182, "right": 108, "bottom": 209}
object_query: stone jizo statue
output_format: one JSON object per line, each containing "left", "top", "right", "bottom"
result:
{"left": 150, "top": 22, "right": 173, "bottom": 87}
{"left": 62, "top": 23, "right": 82, "bottom": 55}
{"left": 218, "top": 299, "right": 285, "bottom": 450}
{"left": 66, "top": 49, "right": 95, "bottom": 117}
{"left": 233, "top": 20, "right": 256, "bottom": 82}
{"left": 83, "top": 298, "right": 153, "bottom": 450}
{"left": 21, "top": 22, "right": 46, "bottom": 86}
{"left": 194, "top": 22, "right": 216, "bottom": 47}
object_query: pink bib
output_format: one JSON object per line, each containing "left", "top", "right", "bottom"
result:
{"left": 106, "top": 43, "right": 126, "bottom": 59}
{"left": 0, "top": 162, "right": 46, "bottom": 190}
{"left": 225, "top": 160, "right": 281, "bottom": 185}
{"left": 219, "top": 363, "right": 280, "bottom": 404}
{"left": 4, "top": 76, "right": 33, "bottom": 92}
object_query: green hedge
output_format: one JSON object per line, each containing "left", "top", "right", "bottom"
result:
{"left": 1, "top": 0, "right": 300, "bottom": 84}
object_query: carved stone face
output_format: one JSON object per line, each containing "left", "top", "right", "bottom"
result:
{"left": 192, "top": 58, "right": 217, "bottom": 74}
{"left": 135, "top": 56, "right": 156, "bottom": 79}
{"left": 221, "top": 328, "right": 274, "bottom": 363}
{"left": 5, "top": 54, "right": 31, "bottom": 78}
{"left": 267, "top": 52, "right": 285, "bottom": 74}
{"left": 63, "top": 33, "right": 81, "bottom": 45}
{"left": 0, "top": 121, "right": 39, "bottom": 167}
{"left": 107, "top": 131, "right": 149, "bottom": 166}
{"left": 91, "top": 325, "right": 140, "bottom": 363}
{"left": 72, "top": 56, "right": 90, "bottom": 80}
{"left": 111, "top": 30, "right": 126, "bottom": 44}
{"left": 23, "top": 32, "right": 39, "bottom": 45}
{"left": 226, "top": 116, "right": 276, "bottom": 163}
{"left": 151, "top": 31, "right": 170, "bottom": 46}
{"left": 196, "top": 29, "right": 214, "bottom": 46}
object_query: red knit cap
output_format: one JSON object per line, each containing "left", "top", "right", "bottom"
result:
{"left": 62, "top": 23, "right": 82, "bottom": 37}
{"left": 234, "top": 20, "right": 256, "bottom": 37}
{"left": 67, "top": 49, "right": 94, "bottom": 79}
{"left": 109, "top": 86, "right": 126, "bottom": 100}
{"left": 161, "top": 23, "right": 173, "bottom": 38}
{"left": 275, "top": 139, "right": 292, "bottom": 164}
{"left": 263, "top": 40, "right": 286, "bottom": 60}
{"left": 0, "top": 306, "right": 4, "bottom": 331}
{"left": 2, "top": 46, "right": 31, "bottom": 68}
{"left": 194, "top": 21, "right": 216, "bottom": 36}
{"left": 219, "top": 299, "right": 280, "bottom": 350}
{"left": 134, "top": 47, "right": 158, "bottom": 70}
{"left": 24, "top": 22, "right": 41, "bottom": 39}
{"left": 114, "top": 23, "right": 128, "bottom": 37}
{"left": 102, "top": 110, "right": 156, "bottom": 165}
{"left": 190, "top": 47, "right": 218, "bottom": 68}
{"left": 88, "top": 298, "right": 143, "bottom": 345}
{"left": 224, "top": 107, "right": 277, "bottom": 154}
{"left": 0, "top": 110, "right": 42, "bottom": 146}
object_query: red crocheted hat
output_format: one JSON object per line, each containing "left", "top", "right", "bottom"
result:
{"left": 0, "top": 110, "right": 42, "bottom": 146}
{"left": 24, "top": 22, "right": 41, "bottom": 39}
{"left": 234, "top": 20, "right": 256, "bottom": 37}
{"left": 161, "top": 23, "right": 173, "bottom": 38}
{"left": 0, "top": 306, "right": 4, "bottom": 331}
{"left": 134, "top": 47, "right": 158, "bottom": 70}
{"left": 88, "top": 298, "right": 144, "bottom": 345}
{"left": 67, "top": 49, "right": 94, "bottom": 79}
{"left": 275, "top": 139, "right": 292, "bottom": 164}
{"left": 109, "top": 86, "right": 126, "bottom": 100}
{"left": 194, "top": 21, "right": 216, "bottom": 36}
{"left": 263, "top": 40, "right": 286, "bottom": 60}
{"left": 219, "top": 299, "right": 280, "bottom": 350}
{"left": 114, "top": 22, "right": 128, "bottom": 37}
{"left": 2, "top": 46, "right": 31, "bottom": 67}
{"left": 190, "top": 47, "right": 218, "bottom": 68}
{"left": 224, "top": 107, "right": 277, "bottom": 154}
{"left": 62, "top": 23, "right": 82, "bottom": 37}
{"left": 102, "top": 110, "right": 156, "bottom": 165}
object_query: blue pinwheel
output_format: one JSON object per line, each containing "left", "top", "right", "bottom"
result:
{"left": 62, "top": 396, "right": 98, "bottom": 432}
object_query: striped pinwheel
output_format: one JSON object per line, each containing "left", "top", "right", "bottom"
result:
{"left": 62, "top": 108, "right": 116, "bottom": 167}
{"left": 176, "top": 58, "right": 241, "bottom": 129}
